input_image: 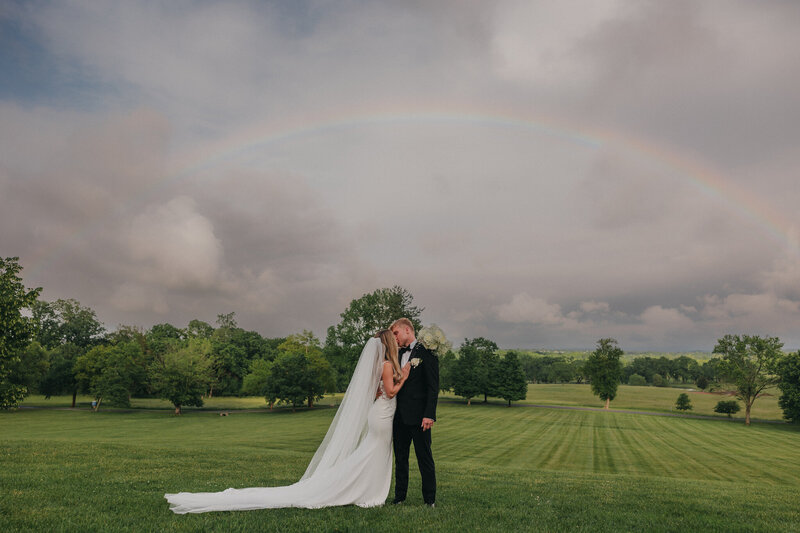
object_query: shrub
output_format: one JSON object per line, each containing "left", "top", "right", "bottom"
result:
{"left": 675, "top": 393, "right": 692, "bottom": 411}
{"left": 714, "top": 400, "right": 740, "bottom": 418}
{"left": 628, "top": 374, "right": 647, "bottom": 386}
{"left": 695, "top": 375, "right": 709, "bottom": 390}
{"left": 651, "top": 373, "right": 665, "bottom": 387}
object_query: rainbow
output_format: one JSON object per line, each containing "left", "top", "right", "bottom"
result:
{"left": 28, "top": 103, "right": 799, "bottom": 275}
{"left": 164, "top": 103, "right": 798, "bottom": 252}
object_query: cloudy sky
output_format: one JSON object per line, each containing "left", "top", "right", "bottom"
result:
{"left": 2, "top": 1, "right": 799, "bottom": 351}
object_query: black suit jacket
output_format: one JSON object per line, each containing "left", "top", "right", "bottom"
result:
{"left": 395, "top": 343, "right": 439, "bottom": 425}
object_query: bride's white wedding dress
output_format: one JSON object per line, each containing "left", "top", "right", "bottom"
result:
{"left": 165, "top": 338, "right": 395, "bottom": 513}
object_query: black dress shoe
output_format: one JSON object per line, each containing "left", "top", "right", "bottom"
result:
{"left": 391, "top": 498, "right": 405, "bottom": 505}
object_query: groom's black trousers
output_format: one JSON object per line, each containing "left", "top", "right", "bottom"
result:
{"left": 393, "top": 417, "right": 436, "bottom": 504}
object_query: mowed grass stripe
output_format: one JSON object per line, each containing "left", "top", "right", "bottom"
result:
{"left": 433, "top": 405, "right": 800, "bottom": 484}
{"left": 648, "top": 416, "right": 800, "bottom": 485}
{"left": 3, "top": 405, "right": 800, "bottom": 531}
{"left": 6, "top": 405, "right": 800, "bottom": 485}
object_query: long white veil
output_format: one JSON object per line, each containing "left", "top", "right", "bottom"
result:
{"left": 300, "top": 337, "right": 384, "bottom": 480}
{"left": 165, "top": 336, "right": 389, "bottom": 513}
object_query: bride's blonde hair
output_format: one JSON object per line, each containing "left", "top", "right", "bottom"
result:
{"left": 375, "top": 329, "right": 401, "bottom": 382}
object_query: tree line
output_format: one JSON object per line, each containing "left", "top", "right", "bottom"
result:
{"left": 3, "top": 256, "right": 800, "bottom": 423}
{"left": 0, "top": 261, "right": 439, "bottom": 412}
{"left": 568, "top": 336, "right": 800, "bottom": 426}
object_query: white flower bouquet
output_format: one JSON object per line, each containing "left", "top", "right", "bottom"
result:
{"left": 417, "top": 324, "right": 452, "bottom": 357}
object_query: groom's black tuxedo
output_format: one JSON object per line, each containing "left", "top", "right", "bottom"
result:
{"left": 395, "top": 343, "right": 439, "bottom": 424}
{"left": 393, "top": 342, "right": 439, "bottom": 505}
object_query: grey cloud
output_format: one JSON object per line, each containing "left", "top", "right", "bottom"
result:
{"left": 2, "top": 1, "right": 799, "bottom": 350}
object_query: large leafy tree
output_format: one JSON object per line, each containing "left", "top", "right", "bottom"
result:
{"left": 274, "top": 332, "right": 336, "bottom": 409}
{"left": 6, "top": 341, "right": 49, "bottom": 395}
{"left": 149, "top": 338, "right": 214, "bottom": 415}
{"left": 452, "top": 337, "right": 499, "bottom": 404}
{"left": 437, "top": 350, "right": 457, "bottom": 393}
{"left": 714, "top": 334, "right": 782, "bottom": 426}
{"left": 32, "top": 298, "right": 105, "bottom": 350}
{"left": 39, "top": 343, "right": 82, "bottom": 402}
{"left": 672, "top": 356, "right": 701, "bottom": 383}
{"left": 209, "top": 313, "right": 273, "bottom": 396}
{"left": 186, "top": 319, "right": 214, "bottom": 339}
{"left": 33, "top": 298, "right": 105, "bottom": 407}
{"left": 452, "top": 345, "right": 482, "bottom": 405}
{"left": 495, "top": 351, "right": 528, "bottom": 406}
{"left": 463, "top": 337, "right": 500, "bottom": 403}
{"left": 324, "top": 286, "right": 422, "bottom": 384}
{"left": 775, "top": 350, "right": 800, "bottom": 423}
{"left": 584, "top": 338, "right": 624, "bottom": 409}
{"left": 74, "top": 343, "right": 143, "bottom": 409}
{"left": 0, "top": 257, "right": 42, "bottom": 409}
{"left": 146, "top": 323, "right": 185, "bottom": 358}
{"left": 265, "top": 352, "right": 336, "bottom": 410}
{"left": 240, "top": 358, "right": 273, "bottom": 399}
{"left": 104, "top": 326, "right": 151, "bottom": 397}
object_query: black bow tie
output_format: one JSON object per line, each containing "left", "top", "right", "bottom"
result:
{"left": 400, "top": 346, "right": 412, "bottom": 354}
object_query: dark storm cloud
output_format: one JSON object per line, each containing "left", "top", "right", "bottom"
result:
{"left": 1, "top": 1, "right": 798, "bottom": 350}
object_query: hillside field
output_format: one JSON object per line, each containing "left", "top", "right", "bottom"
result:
{"left": 3, "top": 392, "right": 800, "bottom": 532}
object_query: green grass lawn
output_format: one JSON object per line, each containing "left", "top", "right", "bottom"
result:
{"left": 20, "top": 393, "right": 346, "bottom": 411}
{"left": 441, "top": 383, "right": 784, "bottom": 421}
{"left": 2, "top": 402, "right": 800, "bottom": 532}
{"left": 23, "top": 383, "right": 781, "bottom": 421}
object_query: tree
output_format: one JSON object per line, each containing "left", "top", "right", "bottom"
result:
{"left": 0, "top": 257, "right": 42, "bottom": 409}
{"left": 39, "top": 343, "right": 81, "bottom": 403}
{"left": 695, "top": 375, "right": 709, "bottom": 390}
{"left": 572, "top": 359, "right": 586, "bottom": 384}
{"left": 547, "top": 360, "right": 575, "bottom": 383}
{"left": 675, "top": 393, "right": 692, "bottom": 411}
{"left": 672, "top": 356, "right": 700, "bottom": 383}
{"left": 324, "top": 286, "right": 422, "bottom": 384}
{"left": 150, "top": 339, "right": 214, "bottom": 414}
{"left": 74, "top": 344, "right": 142, "bottom": 409}
{"left": 209, "top": 316, "right": 274, "bottom": 397}
{"left": 714, "top": 400, "right": 740, "bottom": 419}
{"left": 265, "top": 350, "right": 336, "bottom": 410}
{"left": 461, "top": 337, "right": 499, "bottom": 403}
{"left": 6, "top": 341, "right": 49, "bottom": 395}
{"left": 452, "top": 345, "right": 482, "bottom": 405}
{"left": 656, "top": 356, "right": 674, "bottom": 384}
{"left": 584, "top": 338, "right": 624, "bottom": 409}
{"left": 628, "top": 373, "right": 647, "bottom": 386}
{"left": 240, "top": 358, "right": 273, "bottom": 398}
{"left": 186, "top": 319, "right": 214, "bottom": 339}
{"left": 495, "top": 351, "right": 528, "bottom": 406}
{"left": 438, "top": 350, "right": 456, "bottom": 393}
{"left": 32, "top": 298, "right": 105, "bottom": 350}
{"left": 104, "top": 326, "right": 151, "bottom": 397}
{"left": 626, "top": 356, "right": 658, "bottom": 383}
{"left": 776, "top": 350, "right": 800, "bottom": 423}
{"left": 651, "top": 373, "right": 665, "bottom": 387}
{"left": 714, "top": 334, "right": 783, "bottom": 426}
{"left": 273, "top": 333, "right": 336, "bottom": 408}
{"left": 146, "top": 323, "right": 185, "bottom": 357}
{"left": 31, "top": 298, "right": 105, "bottom": 407}
{"left": 699, "top": 357, "right": 723, "bottom": 385}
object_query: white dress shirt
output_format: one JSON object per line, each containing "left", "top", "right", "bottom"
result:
{"left": 401, "top": 340, "right": 417, "bottom": 367}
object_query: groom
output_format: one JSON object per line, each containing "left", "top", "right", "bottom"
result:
{"left": 390, "top": 318, "right": 439, "bottom": 507}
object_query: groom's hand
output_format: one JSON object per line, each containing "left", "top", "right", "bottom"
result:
{"left": 421, "top": 418, "right": 434, "bottom": 431}
{"left": 375, "top": 386, "right": 382, "bottom": 399}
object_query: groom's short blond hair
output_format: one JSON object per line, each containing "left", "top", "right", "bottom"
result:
{"left": 390, "top": 318, "right": 414, "bottom": 332}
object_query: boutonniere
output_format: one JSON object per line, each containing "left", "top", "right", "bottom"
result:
{"left": 409, "top": 357, "right": 422, "bottom": 368}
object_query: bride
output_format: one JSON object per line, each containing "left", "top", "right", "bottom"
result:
{"left": 165, "top": 329, "right": 410, "bottom": 513}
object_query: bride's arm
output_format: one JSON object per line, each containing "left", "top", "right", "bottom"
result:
{"left": 381, "top": 361, "right": 410, "bottom": 399}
